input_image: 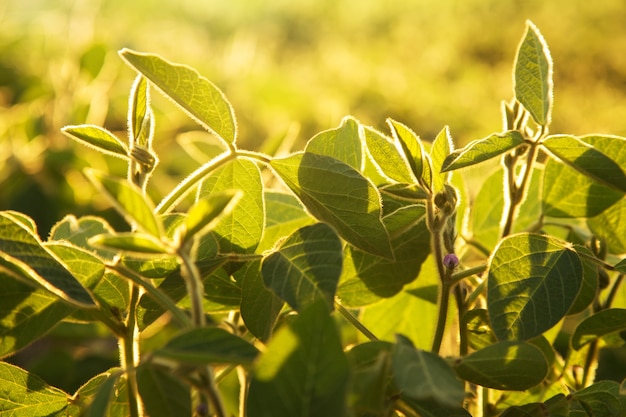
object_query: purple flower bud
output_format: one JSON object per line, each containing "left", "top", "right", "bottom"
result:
{"left": 443, "top": 253, "right": 459, "bottom": 269}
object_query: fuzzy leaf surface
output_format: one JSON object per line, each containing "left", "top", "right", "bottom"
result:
{"left": 441, "top": 131, "right": 525, "bottom": 172}
{"left": 488, "top": 233, "right": 583, "bottom": 341}
{"left": 120, "top": 49, "right": 237, "bottom": 145}
{"left": 270, "top": 152, "right": 392, "bottom": 258}
{"left": 262, "top": 223, "right": 342, "bottom": 311}
{"left": 62, "top": 124, "right": 129, "bottom": 159}
{"left": 363, "top": 125, "right": 415, "bottom": 184}
{"left": 514, "top": 21, "right": 553, "bottom": 125}
{"left": 305, "top": 116, "right": 362, "bottom": 170}
{"left": 387, "top": 118, "right": 423, "bottom": 184}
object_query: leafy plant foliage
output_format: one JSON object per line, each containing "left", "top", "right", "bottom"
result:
{"left": 1, "top": 20, "right": 625, "bottom": 417}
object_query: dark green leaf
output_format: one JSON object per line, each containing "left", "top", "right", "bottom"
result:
{"left": 567, "top": 245, "right": 599, "bottom": 315}
{"left": 154, "top": 327, "right": 259, "bottom": 365}
{"left": 572, "top": 309, "right": 626, "bottom": 350}
{"left": 262, "top": 223, "right": 342, "bottom": 311}
{"left": 392, "top": 335, "right": 465, "bottom": 407}
{"left": 62, "top": 124, "right": 129, "bottom": 159}
{"left": 441, "top": 131, "right": 525, "bottom": 172}
{"left": 514, "top": 21, "right": 553, "bottom": 126}
{"left": 0, "top": 211, "right": 97, "bottom": 309}
{"left": 305, "top": 116, "right": 362, "bottom": 170}
{"left": 542, "top": 135, "right": 626, "bottom": 194}
{"left": 463, "top": 309, "right": 497, "bottom": 351}
{"left": 615, "top": 258, "right": 626, "bottom": 274}
{"left": 248, "top": 302, "right": 350, "bottom": 417}
{"left": 89, "top": 232, "right": 169, "bottom": 255}
{"left": 270, "top": 152, "right": 393, "bottom": 259}
{"left": 387, "top": 118, "right": 423, "bottom": 185}
{"left": 363, "top": 125, "right": 415, "bottom": 184}
{"left": 136, "top": 364, "right": 191, "bottom": 417}
{"left": 120, "top": 49, "right": 237, "bottom": 145}
{"left": 488, "top": 233, "right": 583, "bottom": 341}
{"left": 570, "top": 381, "right": 623, "bottom": 417}
{"left": 84, "top": 169, "right": 163, "bottom": 237}
{"left": 0, "top": 362, "right": 68, "bottom": 415}
{"left": 454, "top": 341, "right": 548, "bottom": 390}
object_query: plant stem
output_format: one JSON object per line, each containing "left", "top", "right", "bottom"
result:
{"left": 178, "top": 250, "right": 206, "bottom": 327}
{"left": 335, "top": 300, "right": 378, "bottom": 341}
{"left": 501, "top": 143, "right": 539, "bottom": 237}
{"left": 121, "top": 284, "right": 142, "bottom": 417}
{"left": 431, "top": 282, "right": 451, "bottom": 354}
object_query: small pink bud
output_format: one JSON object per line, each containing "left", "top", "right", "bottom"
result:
{"left": 443, "top": 253, "right": 459, "bottom": 269}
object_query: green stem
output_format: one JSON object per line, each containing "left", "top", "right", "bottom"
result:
{"left": 453, "top": 284, "right": 468, "bottom": 356}
{"left": 178, "top": 249, "right": 206, "bottom": 327}
{"left": 449, "top": 264, "right": 487, "bottom": 286}
{"left": 121, "top": 284, "right": 142, "bottom": 417}
{"left": 335, "top": 300, "right": 378, "bottom": 341}
{"left": 581, "top": 340, "right": 598, "bottom": 388}
{"left": 501, "top": 143, "right": 539, "bottom": 237}
{"left": 431, "top": 282, "right": 451, "bottom": 354}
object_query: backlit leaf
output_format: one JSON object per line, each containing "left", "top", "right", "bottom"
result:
{"left": 256, "top": 191, "right": 314, "bottom": 253}
{"left": 262, "top": 223, "right": 342, "bottom": 311}
{"left": 587, "top": 196, "right": 626, "bottom": 255}
{"left": 120, "top": 49, "right": 237, "bottom": 145}
{"left": 454, "top": 341, "right": 548, "bottom": 390}
{"left": 49, "top": 215, "right": 117, "bottom": 261}
{"left": 488, "top": 233, "right": 583, "bottom": 341}
{"left": 542, "top": 135, "right": 626, "bottom": 194}
{"left": 248, "top": 301, "right": 350, "bottom": 417}
{"left": 136, "top": 364, "right": 191, "bottom": 417}
{"left": 514, "top": 21, "right": 553, "bottom": 126}
{"left": 270, "top": 152, "right": 393, "bottom": 259}
{"left": 387, "top": 118, "right": 423, "bottom": 185}
{"left": 430, "top": 126, "right": 453, "bottom": 193}
{"left": 441, "top": 131, "right": 525, "bottom": 172}
{"left": 363, "top": 125, "right": 415, "bottom": 184}
{"left": 305, "top": 116, "right": 362, "bottom": 170}
{"left": 62, "top": 124, "right": 129, "bottom": 159}
{"left": 572, "top": 309, "right": 626, "bottom": 350}
{"left": 0, "top": 362, "right": 68, "bottom": 416}
{"left": 178, "top": 190, "right": 240, "bottom": 246}
{"left": 89, "top": 232, "right": 170, "bottom": 255}
{"left": 84, "top": 169, "right": 163, "bottom": 237}
{"left": 128, "top": 75, "right": 153, "bottom": 148}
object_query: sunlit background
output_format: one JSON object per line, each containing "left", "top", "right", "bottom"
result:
{"left": 2, "top": 0, "right": 626, "bottom": 234}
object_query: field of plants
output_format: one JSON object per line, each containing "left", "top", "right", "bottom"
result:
{"left": 1, "top": 1, "right": 626, "bottom": 416}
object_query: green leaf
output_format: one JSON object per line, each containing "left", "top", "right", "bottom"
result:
{"left": 0, "top": 362, "right": 68, "bottom": 415}
{"left": 84, "top": 169, "right": 163, "bottom": 237}
{"left": 256, "top": 191, "right": 314, "bottom": 253}
{"left": 441, "top": 131, "right": 526, "bottom": 172}
{"left": 387, "top": 118, "right": 423, "bottom": 185}
{"left": 463, "top": 309, "right": 497, "bottom": 351}
{"left": 238, "top": 260, "right": 284, "bottom": 342}
{"left": 542, "top": 135, "right": 626, "bottom": 194}
{"left": 120, "top": 49, "right": 237, "bottom": 145}
{"left": 262, "top": 223, "right": 342, "bottom": 311}
{"left": 178, "top": 190, "right": 240, "bottom": 246}
{"left": 392, "top": 335, "right": 465, "bottom": 407}
{"left": 454, "top": 341, "right": 548, "bottom": 390}
{"left": 430, "top": 126, "right": 453, "bottom": 193}
{"left": 570, "top": 381, "right": 624, "bottom": 417}
{"left": 136, "top": 364, "right": 191, "bottom": 417}
{"left": 248, "top": 301, "right": 350, "bottom": 417}
{"left": 305, "top": 116, "right": 362, "bottom": 170}
{"left": 363, "top": 125, "right": 415, "bottom": 184}
{"left": 270, "top": 152, "right": 393, "bottom": 259}
{"left": 89, "top": 232, "right": 170, "bottom": 255}
{"left": 78, "top": 369, "right": 124, "bottom": 417}
{"left": 198, "top": 159, "right": 264, "bottom": 255}
{"left": 615, "top": 258, "right": 626, "bottom": 274}
{"left": 587, "top": 196, "right": 626, "bottom": 255}
{"left": 62, "top": 124, "right": 129, "bottom": 159}
{"left": 0, "top": 211, "right": 97, "bottom": 309}
{"left": 488, "top": 233, "right": 583, "bottom": 341}
{"left": 572, "top": 309, "right": 626, "bottom": 350}
{"left": 567, "top": 245, "right": 599, "bottom": 315}
{"left": 49, "top": 215, "right": 117, "bottom": 260}
{"left": 154, "top": 327, "right": 259, "bottom": 365}
{"left": 128, "top": 75, "right": 153, "bottom": 148}
{"left": 514, "top": 21, "right": 553, "bottom": 126}
{"left": 337, "top": 204, "right": 430, "bottom": 306}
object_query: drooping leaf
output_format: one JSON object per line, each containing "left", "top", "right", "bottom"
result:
{"left": 487, "top": 233, "right": 584, "bottom": 341}
{"left": 542, "top": 135, "right": 626, "bottom": 194}
{"left": 154, "top": 327, "right": 259, "bottom": 365}
{"left": 89, "top": 232, "right": 169, "bottom": 255}
{"left": 454, "top": 341, "right": 548, "bottom": 390}
{"left": 392, "top": 335, "right": 465, "bottom": 407}
{"left": 441, "top": 131, "right": 526, "bottom": 172}
{"left": 0, "top": 362, "right": 68, "bottom": 416}
{"left": 136, "top": 364, "right": 191, "bottom": 417}
{"left": 270, "top": 152, "right": 393, "bottom": 259}
{"left": 198, "top": 159, "right": 264, "bottom": 255}
{"left": 363, "top": 124, "right": 415, "bottom": 184}
{"left": 0, "top": 211, "right": 97, "bottom": 309}
{"left": 387, "top": 118, "right": 423, "bottom": 185}
{"left": 248, "top": 301, "right": 350, "bottom": 417}
{"left": 262, "top": 223, "right": 342, "bottom": 311}
{"left": 572, "top": 309, "right": 626, "bottom": 350}
{"left": 128, "top": 75, "right": 153, "bottom": 148}
{"left": 337, "top": 204, "right": 430, "bottom": 306}
{"left": 84, "top": 169, "right": 163, "bottom": 237}
{"left": 514, "top": 21, "right": 553, "bottom": 126}
{"left": 238, "top": 260, "right": 284, "bottom": 342}
{"left": 305, "top": 116, "right": 362, "bottom": 170}
{"left": 429, "top": 126, "right": 453, "bottom": 193}
{"left": 120, "top": 49, "right": 237, "bottom": 145}
{"left": 62, "top": 124, "right": 129, "bottom": 159}
{"left": 177, "top": 190, "right": 240, "bottom": 246}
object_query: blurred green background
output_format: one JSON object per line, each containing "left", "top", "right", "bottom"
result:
{"left": 2, "top": 0, "right": 626, "bottom": 236}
